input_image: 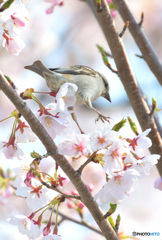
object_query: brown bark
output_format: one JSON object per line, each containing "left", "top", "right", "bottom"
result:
{"left": 89, "top": 0, "right": 162, "bottom": 175}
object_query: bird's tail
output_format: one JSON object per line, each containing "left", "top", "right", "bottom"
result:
{"left": 24, "top": 60, "right": 51, "bottom": 77}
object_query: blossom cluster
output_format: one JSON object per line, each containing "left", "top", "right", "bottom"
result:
{"left": 0, "top": 0, "right": 29, "bottom": 55}
{"left": 0, "top": 0, "right": 63, "bottom": 55}
{"left": 57, "top": 125, "right": 160, "bottom": 205}
{"left": 0, "top": 81, "right": 161, "bottom": 239}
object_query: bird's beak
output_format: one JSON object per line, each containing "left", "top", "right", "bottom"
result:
{"left": 103, "top": 92, "right": 111, "bottom": 102}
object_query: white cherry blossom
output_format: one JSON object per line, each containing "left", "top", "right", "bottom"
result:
{"left": 95, "top": 169, "right": 140, "bottom": 205}
{"left": 8, "top": 214, "right": 42, "bottom": 239}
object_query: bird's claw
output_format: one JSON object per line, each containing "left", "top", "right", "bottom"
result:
{"left": 95, "top": 114, "right": 111, "bottom": 123}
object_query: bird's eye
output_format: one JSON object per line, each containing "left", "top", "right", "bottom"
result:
{"left": 103, "top": 78, "right": 108, "bottom": 89}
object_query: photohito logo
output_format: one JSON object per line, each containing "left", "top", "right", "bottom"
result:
{"left": 132, "top": 231, "right": 160, "bottom": 237}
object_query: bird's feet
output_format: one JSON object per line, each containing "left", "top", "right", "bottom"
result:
{"left": 95, "top": 114, "right": 111, "bottom": 123}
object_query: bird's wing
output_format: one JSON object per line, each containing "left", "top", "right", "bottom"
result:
{"left": 49, "top": 65, "right": 98, "bottom": 77}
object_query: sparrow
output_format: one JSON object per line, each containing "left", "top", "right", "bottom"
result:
{"left": 24, "top": 60, "right": 111, "bottom": 132}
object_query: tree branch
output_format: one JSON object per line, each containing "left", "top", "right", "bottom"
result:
{"left": 112, "top": 0, "right": 162, "bottom": 86}
{"left": 41, "top": 181, "right": 81, "bottom": 200}
{"left": 0, "top": 73, "right": 119, "bottom": 240}
{"left": 53, "top": 209, "right": 103, "bottom": 235}
{"left": 89, "top": 0, "right": 162, "bottom": 176}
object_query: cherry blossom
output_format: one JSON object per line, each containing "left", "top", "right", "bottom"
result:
{"left": 95, "top": 169, "right": 140, "bottom": 205}
{"left": 2, "top": 33, "right": 25, "bottom": 55}
{"left": 38, "top": 103, "right": 70, "bottom": 139}
{"left": 124, "top": 153, "right": 160, "bottom": 176}
{"left": 89, "top": 126, "right": 119, "bottom": 152}
{"left": 58, "top": 134, "right": 91, "bottom": 158}
{"left": 15, "top": 180, "right": 49, "bottom": 211}
{"left": 15, "top": 120, "right": 37, "bottom": 143}
{"left": 12, "top": 156, "right": 34, "bottom": 187}
{"left": 103, "top": 141, "right": 129, "bottom": 175}
{"left": 8, "top": 214, "right": 42, "bottom": 239}
{"left": 0, "top": 0, "right": 28, "bottom": 55}
{"left": 56, "top": 83, "right": 78, "bottom": 111}
{"left": 0, "top": 139, "right": 25, "bottom": 160}
{"left": 127, "top": 128, "right": 152, "bottom": 153}
{"left": 134, "top": 155, "right": 160, "bottom": 175}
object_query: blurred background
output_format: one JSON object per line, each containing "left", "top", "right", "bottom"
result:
{"left": 0, "top": 0, "right": 162, "bottom": 239}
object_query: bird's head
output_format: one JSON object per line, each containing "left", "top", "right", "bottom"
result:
{"left": 100, "top": 74, "right": 111, "bottom": 102}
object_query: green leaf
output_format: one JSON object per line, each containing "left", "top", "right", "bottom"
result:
{"left": 115, "top": 214, "right": 121, "bottom": 228}
{"left": 31, "top": 151, "right": 40, "bottom": 159}
{"left": 127, "top": 117, "right": 139, "bottom": 135}
{"left": 112, "top": 118, "right": 127, "bottom": 132}
{"left": 108, "top": 216, "right": 115, "bottom": 230}
{"left": 0, "top": 0, "right": 15, "bottom": 12}
{"left": 96, "top": 44, "right": 109, "bottom": 66}
{"left": 4, "top": 75, "right": 17, "bottom": 90}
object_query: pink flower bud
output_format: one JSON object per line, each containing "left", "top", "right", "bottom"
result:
{"left": 87, "top": 184, "right": 94, "bottom": 192}
{"left": 67, "top": 201, "right": 76, "bottom": 209}
{"left": 78, "top": 201, "right": 84, "bottom": 209}
{"left": 43, "top": 220, "right": 51, "bottom": 236}
{"left": 71, "top": 190, "right": 79, "bottom": 196}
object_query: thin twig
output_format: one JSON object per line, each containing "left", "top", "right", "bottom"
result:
{"left": 119, "top": 21, "right": 129, "bottom": 37}
{"left": 138, "top": 11, "right": 144, "bottom": 27}
{"left": 41, "top": 181, "right": 81, "bottom": 200}
{"left": 112, "top": 0, "right": 162, "bottom": 86}
{"left": 77, "top": 152, "right": 97, "bottom": 174}
{"left": 33, "top": 152, "right": 52, "bottom": 163}
{"left": 107, "top": 62, "right": 118, "bottom": 74}
{"left": 53, "top": 209, "right": 103, "bottom": 235}
{"left": 135, "top": 54, "right": 143, "bottom": 59}
{"left": 149, "top": 98, "right": 157, "bottom": 116}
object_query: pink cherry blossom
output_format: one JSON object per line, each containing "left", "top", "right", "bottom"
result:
{"left": 89, "top": 126, "right": 119, "bottom": 151}
{"left": 103, "top": 141, "right": 129, "bottom": 175}
{"left": 16, "top": 180, "right": 49, "bottom": 211}
{"left": 58, "top": 134, "right": 91, "bottom": 158}
{"left": 127, "top": 128, "right": 152, "bottom": 153}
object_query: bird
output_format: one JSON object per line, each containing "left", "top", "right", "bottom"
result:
{"left": 24, "top": 60, "right": 111, "bottom": 132}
